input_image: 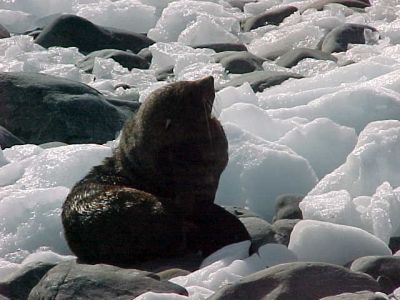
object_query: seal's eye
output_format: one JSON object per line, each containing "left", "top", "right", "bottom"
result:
{"left": 165, "top": 119, "right": 171, "bottom": 130}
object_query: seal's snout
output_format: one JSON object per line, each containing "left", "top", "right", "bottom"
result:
{"left": 195, "top": 76, "right": 215, "bottom": 110}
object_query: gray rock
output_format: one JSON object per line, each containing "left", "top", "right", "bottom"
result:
{"left": 28, "top": 261, "right": 188, "bottom": 300}
{"left": 35, "top": 14, "right": 154, "bottom": 55}
{"left": 273, "top": 194, "right": 303, "bottom": 222}
{"left": 320, "top": 291, "right": 386, "bottom": 300}
{"left": 276, "top": 48, "right": 337, "bottom": 68}
{"left": 0, "top": 126, "right": 24, "bottom": 149}
{"left": 0, "top": 72, "right": 132, "bottom": 145}
{"left": 77, "top": 49, "right": 150, "bottom": 73}
{"left": 350, "top": 256, "right": 400, "bottom": 294}
{"left": 220, "top": 70, "right": 303, "bottom": 92}
{"left": 217, "top": 52, "right": 265, "bottom": 74}
{"left": 240, "top": 217, "right": 276, "bottom": 252}
{"left": 209, "top": 262, "right": 380, "bottom": 300}
{"left": 241, "top": 6, "right": 298, "bottom": 32}
{"left": 0, "top": 24, "right": 10, "bottom": 39}
{"left": 272, "top": 219, "right": 301, "bottom": 246}
{"left": 0, "top": 261, "right": 57, "bottom": 300}
{"left": 321, "top": 23, "right": 378, "bottom": 54}
{"left": 193, "top": 43, "right": 247, "bottom": 52}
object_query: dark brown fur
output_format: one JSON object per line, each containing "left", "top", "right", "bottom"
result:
{"left": 61, "top": 77, "right": 239, "bottom": 266}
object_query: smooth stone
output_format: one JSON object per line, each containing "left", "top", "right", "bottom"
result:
{"left": 156, "top": 268, "right": 191, "bottom": 281}
{"left": 241, "top": 6, "right": 298, "bottom": 32}
{"left": 320, "top": 291, "right": 387, "bottom": 300}
{"left": 209, "top": 262, "right": 380, "bottom": 300}
{"left": 219, "top": 70, "right": 303, "bottom": 92}
{"left": 77, "top": 49, "right": 150, "bottom": 73}
{"left": 193, "top": 43, "right": 247, "bottom": 52}
{"left": 350, "top": 256, "right": 400, "bottom": 294}
{"left": 321, "top": 23, "right": 378, "bottom": 54}
{"left": 272, "top": 194, "right": 303, "bottom": 222}
{"left": 28, "top": 261, "right": 188, "bottom": 300}
{"left": 0, "top": 261, "right": 57, "bottom": 300}
{"left": 216, "top": 51, "right": 265, "bottom": 74}
{"left": 240, "top": 217, "right": 276, "bottom": 252}
{"left": 276, "top": 48, "right": 338, "bottom": 68}
{"left": 0, "top": 72, "right": 131, "bottom": 145}
{"left": 272, "top": 219, "right": 301, "bottom": 246}
{"left": 301, "top": 0, "right": 370, "bottom": 11}
{"left": 0, "top": 126, "right": 25, "bottom": 149}
{"left": 35, "top": 14, "right": 154, "bottom": 55}
{"left": 0, "top": 24, "right": 10, "bottom": 39}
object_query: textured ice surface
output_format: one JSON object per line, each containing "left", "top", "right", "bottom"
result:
{"left": 288, "top": 220, "right": 392, "bottom": 265}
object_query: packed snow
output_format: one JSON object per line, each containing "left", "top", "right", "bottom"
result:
{"left": 1, "top": 0, "right": 400, "bottom": 298}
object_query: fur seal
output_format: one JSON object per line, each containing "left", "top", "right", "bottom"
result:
{"left": 62, "top": 77, "right": 248, "bottom": 266}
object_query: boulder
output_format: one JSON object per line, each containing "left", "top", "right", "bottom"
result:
{"left": 350, "top": 256, "right": 400, "bottom": 294}
{"left": 28, "top": 261, "right": 188, "bottom": 300}
{"left": 0, "top": 261, "right": 57, "bottom": 300}
{"left": 0, "top": 72, "right": 132, "bottom": 145}
{"left": 35, "top": 14, "right": 154, "bottom": 55}
{"left": 209, "top": 262, "right": 380, "bottom": 300}
{"left": 76, "top": 49, "right": 150, "bottom": 73}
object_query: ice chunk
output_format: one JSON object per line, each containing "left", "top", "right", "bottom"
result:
{"left": 0, "top": 9, "right": 36, "bottom": 33}
{"left": 201, "top": 240, "right": 251, "bottom": 268}
{"left": 214, "top": 83, "right": 258, "bottom": 116}
{"left": 219, "top": 103, "right": 304, "bottom": 142}
{"left": 248, "top": 24, "right": 323, "bottom": 59}
{"left": 307, "top": 120, "right": 400, "bottom": 197}
{"left": 269, "top": 86, "right": 400, "bottom": 133}
{"left": 148, "top": 0, "right": 242, "bottom": 42}
{"left": 278, "top": 118, "right": 357, "bottom": 178}
{"left": 0, "top": 0, "right": 73, "bottom": 18}
{"left": 288, "top": 220, "right": 392, "bottom": 265}
{"left": 75, "top": 0, "right": 157, "bottom": 34}
{"left": 178, "top": 15, "right": 240, "bottom": 46}
{"left": 22, "top": 249, "right": 75, "bottom": 265}
{"left": 15, "top": 144, "right": 112, "bottom": 189}
{"left": 0, "top": 186, "right": 71, "bottom": 257}
{"left": 300, "top": 190, "right": 360, "bottom": 226}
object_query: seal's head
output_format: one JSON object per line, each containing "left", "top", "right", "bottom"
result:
{"left": 118, "top": 76, "right": 228, "bottom": 215}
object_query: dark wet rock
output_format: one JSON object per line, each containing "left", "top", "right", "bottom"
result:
{"left": 240, "top": 217, "right": 276, "bottom": 252}
{"left": 77, "top": 49, "right": 150, "bottom": 73}
{"left": 241, "top": 6, "right": 298, "bottom": 32}
{"left": 0, "top": 261, "right": 57, "bottom": 300}
{"left": 389, "top": 236, "right": 400, "bottom": 253}
{"left": 35, "top": 14, "right": 154, "bottom": 55}
{"left": 301, "top": 0, "right": 370, "bottom": 11}
{"left": 187, "top": 204, "right": 251, "bottom": 257}
{"left": 0, "top": 24, "right": 10, "bottom": 39}
{"left": 321, "top": 23, "right": 378, "bottom": 53}
{"left": 216, "top": 51, "right": 265, "bottom": 74}
{"left": 350, "top": 256, "right": 400, "bottom": 294}
{"left": 273, "top": 194, "right": 303, "bottom": 222}
{"left": 0, "top": 72, "right": 132, "bottom": 145}
{"left": 276, "top": 48, "right": 338, "bottom": 68}
{"left": 220, "top": 70, "right": 303, "bottom": 92}
{"left": 28, "top": 261, "right": 188, "bottom": 300}
{"left": 105, "top": 97, "right": 141, "bottom": 110}
{"left": 320, "top": 291, "right": 386, "bottom": 300}
{"left": 193, "top": 43, "right": 247, "bottom": 52}
{"left": 209, "top": 262, "right": 380, "bottom": 300}
{"left": 137, "top": 47, "right": 153, "bottom": 63}
{"left": 156, "top": 268, "right": 191, "bottom": 281}
{"left": 0, "top": 126, "right": 25, "bottom": 149}
{"left": 272, "top": 219, "right": 301, "bottom": 246}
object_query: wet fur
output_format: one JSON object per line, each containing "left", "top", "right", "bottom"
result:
{"left": 62, "top": 77, "right": 232, "bottom": 265}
